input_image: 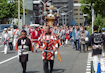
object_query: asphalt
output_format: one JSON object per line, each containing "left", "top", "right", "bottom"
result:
{"left": 0, "top": 44, "right": 88, "bottom": 73}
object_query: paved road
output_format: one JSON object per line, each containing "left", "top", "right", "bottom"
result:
{"left": 0, "top": 45, "right": 88, "bottom": 73}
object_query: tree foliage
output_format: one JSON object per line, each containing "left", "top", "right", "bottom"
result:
{"left": 80, "top": 0, "right": 105, "bottom": 15}
{"left": 0, "top": 0, "right": 27, "bottom": 23}
{"left": 94, "top": 14, "right": 105, "bottom": 31}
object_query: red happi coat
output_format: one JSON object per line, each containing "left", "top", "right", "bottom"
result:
{"left": 38, "top": 28, "right": 42, "bottom": 34}
{"left": 66, "top": 30, "right": 71, "bottom": 40}
{"left": 29, "top": 28, "right": 34, "bottom": 36}
{"left": 38, "top": 32, "right": 58, "bottom": 60}
{"left": 42, "top": 29, "right": 45, "bottom": 34}
{"left": 31, "top": 30, "right": 40, "bottom": 43}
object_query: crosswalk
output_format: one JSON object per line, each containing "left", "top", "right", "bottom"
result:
{"left": 86, "top": 52, "right": 92, "bottom": 73}
{"left": 86, "top": 52, "right": 105, "bottom": 73}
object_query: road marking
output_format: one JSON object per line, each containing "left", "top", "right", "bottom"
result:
{"left": 0, "top": 45, "right": 3, "bottom": 47}
{"left": 0, "top": 55, "right": 17, "bottom": 65}
{"left": 86, "top": 52, "right": 105, "bottom": 73}
{"left": 1, "top": 51, "right": 4, "bottom": 53}
{"left": 86, "top": 52, "right": 92, "bottom": 73}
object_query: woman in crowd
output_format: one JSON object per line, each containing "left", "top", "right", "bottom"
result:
{"left": 2, "top": 28, "right": 10, "bottom": 54}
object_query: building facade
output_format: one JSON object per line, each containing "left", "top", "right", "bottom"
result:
{"left": 52, "top": 0, "right": 73, "bottom": 26}
{"left": 21, "top": 0, "right": 43, "bottom": 25}
{"left": 73, "top": 0, "right": 84, "bottom": 25}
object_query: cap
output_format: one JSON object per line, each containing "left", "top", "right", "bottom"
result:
{"left": 101, "top": 28, "right": 105, "bottom": 31}
{"left": 4, "top": 28, "right": 7, "bottom": 31}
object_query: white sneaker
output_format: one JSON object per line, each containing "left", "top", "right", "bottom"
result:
{"left": 55, "top": 51, "right": 58, "bottom": 54}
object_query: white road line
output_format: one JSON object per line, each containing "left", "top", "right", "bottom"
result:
{"left": 0, "top": 55, "right": 17, "bottom": 65}
{"left": 86, "top": 52, "right": 92, "bottom": 73}
{"left": 0, "top": 45, "right": 3, "bottom": 47}
{"left": 1, "top": 51, "right": 4, "bottom": 53}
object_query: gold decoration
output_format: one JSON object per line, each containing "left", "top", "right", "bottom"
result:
{"left": 50, "top": 5, "right": 54, "bottom": 10}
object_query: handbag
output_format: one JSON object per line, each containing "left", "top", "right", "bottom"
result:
{"left": 4, "top": 41, "right": 7, "bottom": 45}
{"left": 85, "top": 37, "right": 89, "bottom": 42}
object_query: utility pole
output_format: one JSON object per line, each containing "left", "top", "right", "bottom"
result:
{"left": 92, "top": 3, "right": 94, "bottom": 34}
{"left": 18, "top": 0, "right": 20, "bottom": 29}
{"left": 23, "top": 0, "right": 25, "bottom": 25}
{"left": 57, "top": 10, "right": 59, "bottom": 26}
{"left": 65, "top": 14, "right": 66, "bottom": 25}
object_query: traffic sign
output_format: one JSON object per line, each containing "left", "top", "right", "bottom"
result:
{"left": 72, "top": 20, "right": 75, "bottom": 25}
{"left": 7, "top": 1, "right": 15, "bottom": 3}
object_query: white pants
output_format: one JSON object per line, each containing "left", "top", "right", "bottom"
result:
{"left": 13, "top": 38, "right": 17, "bottom": 47}
{"left": 32, "top": 43, "right": 37, "bottom": 52}
{"left": 4, "top": 45, "right": 8, "bottom": 54}
{"left": 66, "top": 39, "right": 68, "bottom": 45}
{"left": 93, "top": 54, "right": 105, "bottom": 72}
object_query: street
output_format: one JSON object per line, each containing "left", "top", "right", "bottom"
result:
{"left": 0, "top": 45, "right": 88, "bottom": 73}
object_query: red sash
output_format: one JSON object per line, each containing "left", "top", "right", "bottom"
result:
{"left": 14, "top": 29, "right": 17, "bottom": 34}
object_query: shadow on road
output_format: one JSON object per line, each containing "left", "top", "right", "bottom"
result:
{"left": 53, "top": 69, "right": 66, "bottom": 73}
{"left": 26, "top": 71, "right": 39, "bottom": 73}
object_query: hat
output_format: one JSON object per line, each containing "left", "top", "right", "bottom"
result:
{"left": 35, "top": 24, "right": 39, "bottom": 27}
{"left": 101, "top": 28, "right": 105, "bottom": 31}
{"left": 10, "top": 25, "right": 13, "bottom": 28}
{"left": 4, "top": 28, "right": 7, "bottom": 31}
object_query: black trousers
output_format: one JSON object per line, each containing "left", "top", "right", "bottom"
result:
{"left": 74, "top": 40, "right": 79, "bottom": 50}
{"left": 80, "top": 44, "right": 85, "bottom": 53}
{"left": 61, "top": 39, "right": 65, "bottom": 45}
{"left": 21, "top": 62, "right": 27, "bottom": 73}
{"left": 43, "top": 60, "right": 54, "bottom": 73}
{"left": 9, "top": 42, "right": 13, "bottom": 50}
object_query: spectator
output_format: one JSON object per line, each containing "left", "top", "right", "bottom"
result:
{"left": 85, "top": 28, "right": 90, "bottom": 51}
{"left": 2, "top": 28, "right": 10, "bottom": 54}
{"left": 79, "top": 27, "right": 87, "bottom": 53}
{"left": 8, "top": 28, "right": 13, "bottom": 50}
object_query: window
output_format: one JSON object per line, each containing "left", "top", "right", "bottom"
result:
{"left": 74, "top": 13, "right": 78, "bottom": 15}
{"left": 80, "top": 23, "right": 83, "bottom": 25}
{"left": 74, "top": 9, "right": 78, "bottom": 11}
{"left": 74, "top": 1, "right": 78, "bottom": 3}
{"left": 80, "top": 18, "right": 83, "bottom": 19}
{"left": 76, "top": 18, "right": 78, "bottom": 19}
{"left": 76, "top": 23, "right": 78, "bottom": 25}
{"left": 80, "top": 13, "right": 83, "bottom": 15}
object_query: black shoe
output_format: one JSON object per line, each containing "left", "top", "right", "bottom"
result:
{"left": 23, "top": 70, "right": 26, "bottom": 73}
{"left": 36, "top": 50, "right": 37, "bottom": 53}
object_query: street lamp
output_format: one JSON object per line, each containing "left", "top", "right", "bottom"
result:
{"left": 18, "top": 0, "right": 20, "bottom": 29}
{"left": 23, "top": 0, "right": 33, "bottom": 25}
{"left": 39, "top": 0, "right": 51, "bottom": 26}
{"left": 73, "top": 3, "right": 94, "bottom": 33}
{"left": 54, "top": 5, "right": 67, "bottom": 25}
{"left": 65, "top": 10, "right": 73, "bottom": 25}
{"left": 40, "top": 0, "right": 51, "bottom": 12}
{"left": 61, "top": 10, "right": 72, "bottom": 25}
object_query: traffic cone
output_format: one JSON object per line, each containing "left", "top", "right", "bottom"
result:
{"left": 97, "top": 62, "right": 101, "bottom": 73}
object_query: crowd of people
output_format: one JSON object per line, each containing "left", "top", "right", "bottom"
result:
{"left": 1, "top": 24, "right": 91, "bottom": 54}
{"left": 4, "top": 24, "right": 105, "bottom": 73}
{"left": 1, "top": 24, "right": 91, "bottom": 73}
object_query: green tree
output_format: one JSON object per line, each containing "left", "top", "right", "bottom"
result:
{"left": 94, "top": 14, "right": 105, "bottom": 32}
{"left": 80, "top": 0, "right": 105, "bottom": 15}
{"left": 0, "top": 0, "right": 27, "bottom": 24}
